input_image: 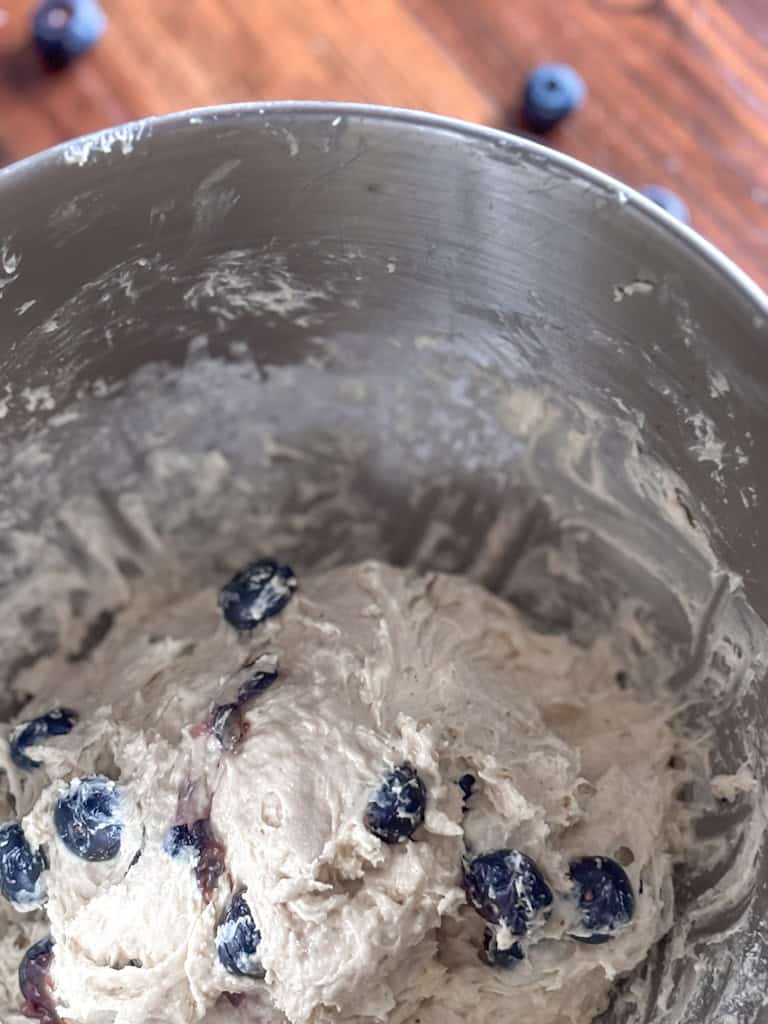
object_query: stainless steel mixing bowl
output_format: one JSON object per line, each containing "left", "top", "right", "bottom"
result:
{"left": 0, "top": 103, "right": 766, "bottom": 1024}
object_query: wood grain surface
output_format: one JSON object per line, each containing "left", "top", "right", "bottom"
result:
{"left": 0, "top": 0, "right": 766, "bottom": 287}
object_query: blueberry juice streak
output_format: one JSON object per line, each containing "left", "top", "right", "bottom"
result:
{"left": 166, "top": 818, "right": 227, "bottom": 902}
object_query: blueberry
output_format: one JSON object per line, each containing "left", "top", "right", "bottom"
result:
{"left": 0, "top": 823, "right": 47, "bottom": 909}
{"left": 216, "top": 891, "right": 264, "bottom": 978}
{"left": 54, "top": 776, "right": 122, "bottom": 862}
{"left": 463, "top": 849, "right": 553, "bottom": 935}
{"left": 32, "top": 0, "right": 107, "bottom": 68}
{"left": 237, "top": 666, "right": 279, "bottom": 704}
{"left": 19, "top": 936, "right": 57, "bottom": 1024}
{"left": 364, "top": 764, "right": 427, "bottom": 844}
{"left": 210, "top": 663, "right": 280, "bottom": 751}
{"left": 568, "top": 856, "right": 635, "bottom": 943}
{"left": 458, "top": 774, "right": 476, "bottom": 803}
{"left": 522, "top": 63, "right": 586, "bottom": 133}
{"left": 218, "top": 559, "right": 297, "bottom": 631}
{"left": 638, "top": 186, "right": 691, "bottom": 225}
{"left": 210, "top": 702, "right": 245, "bottom": 752}
{"left": 165, "top": 818, "right": 226, "bottom": 902}
{"left": 482, "top": 927, "right": 524, "bottom": 969}
{"left": 10, "top": 708, "right": 78, "bottom": 771}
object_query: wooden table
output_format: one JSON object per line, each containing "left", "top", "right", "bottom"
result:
{"left": 0, "top": 0, "right": 766, "bottom": 287}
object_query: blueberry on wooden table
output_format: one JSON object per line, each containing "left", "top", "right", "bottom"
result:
{"left": 19, "top": 936, "right": 57, "bottom": 1024}
{"left": 482, "top": 927, "right": 524, "bottom": 969}
{"left": 54, "top": 776, "right": 122, "bottom": 862}
{"left": 10, "top": 708, "right": 78, "bottom": 771}
{"left": 522, "top": 63, "right": 586, "bottom": 133}
{"left": 463, "top": 849, "right": 553, "bottom": 935}
{"left": 638, "top": 186, "right": 691, "bottom": 225}
{"left": 568, "top": 856, "right": 635, "bottom": 943}
{"left": 218, "top": 559, "right": 297, "bottom": 631}
{"left": 216, "top": 892, "right": 264, "bottom": 978}
{"left": 0, "top": 822, "right": 47, "bottom": 909}
{"left": 32, "top": 0, "right": 107, "bottom": 68}
{"left": 364, "top": 764, "right": 427, "bottom": 844}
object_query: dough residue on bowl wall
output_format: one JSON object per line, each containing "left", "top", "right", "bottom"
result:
{"left": 0, "top": 336, "right": 765, "bottom": 1024}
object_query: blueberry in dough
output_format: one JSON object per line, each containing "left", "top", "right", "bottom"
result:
{"left": 364, "top": 764, "right": 427, "bottom": 844}
{"left": 482, "top": 927, "right": 524, "bottom": 968}
{"left": 218, "top": 559, "right": 297, "bottom": 631}
{"left": 458, "top": 773, "right": 476, "bottom": 802}
{"left": 210, "top": 702, "right": 245, "bottom": 752}
{"left": 568, "top": 856, "right": 635, "bottom": 943}
{"left": 210, "top": 662, "right": 280, "bottom": 751}
{"left": 10, "top": 708, "right": 78, "bottom": 771}
{"left": 463, "top": 849, "right": 553, "bottom": 935}
{"left": 18, "top": 936, "right": 56, "bottom": 1023}
{"left": 237, "top": 666, "right": 279, "bottom": 704}
{"left": 216, "top": 891, "right": 264, "bottom": 978}
{"left": 0, "top": 823, "right": 47, "bottom": 909}
{"left": 54, "top": 776, "right": 122, "bottom": 862}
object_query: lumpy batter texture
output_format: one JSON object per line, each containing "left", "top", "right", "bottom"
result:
{"left": 0, "top": 560, "right": 688, "bottom": 1024}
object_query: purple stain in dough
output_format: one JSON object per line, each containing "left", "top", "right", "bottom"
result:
{"left": 19, "top": 936, "right": 59, "bottom": 1024}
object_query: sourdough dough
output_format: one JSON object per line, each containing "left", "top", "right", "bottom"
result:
{"left": 0, "top": 560, "right": 686, "bottom": 1024}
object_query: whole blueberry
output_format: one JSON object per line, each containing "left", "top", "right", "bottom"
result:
{"left": 364, "top": 764, "right": 427, "bottom": 844}
{"left": 216, "top": 891, "right": 264, "bottom": 978}
{"left": 32, "top": 0, "right": 107, "bottom": 68}
{"left": 218, "top": 559, "right": 297, "bottom": 631}
{"left": 10, "top": 708, "right": 78, "bottom": 771}
{"left": 482, "top": 927, "right": 524, "bottom": 969}
{"left": 568, "top": 856, "right": 635, "bottom": 943}
{"left": 54, "top": 776, "right": 122, "bottom": 862}
{"left": 19, "top": 936, "right": 56, "bottom": 1023}
{"left": 522, "top": 63, "right": 586, "bottom": 133}
{"left": 638, "top": 186, "right": 691, "bottom": 225}
{"left": 210, "top": 663, "right": 280, "bottom": 751}
{"left": 0, "top": 823, "right": 47, "bottom": 909}
{"left": 463, "top": 849, "right": 553, "bottom": 935}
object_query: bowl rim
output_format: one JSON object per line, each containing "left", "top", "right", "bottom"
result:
{"left": 0, "top": 100, "right": 765, "bottom": 317}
